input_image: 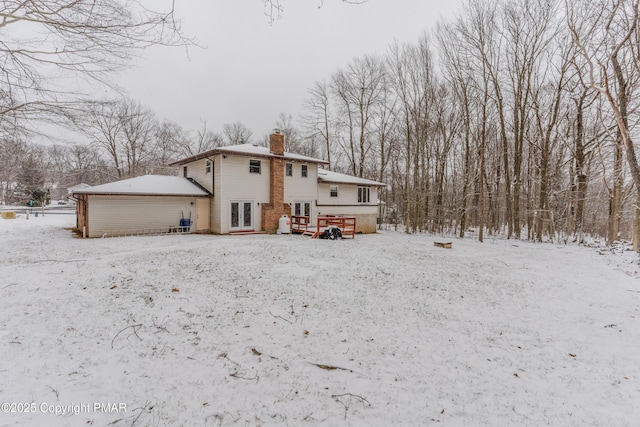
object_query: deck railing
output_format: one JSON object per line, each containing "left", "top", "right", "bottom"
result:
{"left": 291, "top": 215, "right": 311, "bottom": 234}
{"left": 292, "top": 215, "right": 356, "bottom": 238}
{"left": 317, "top": 216, "right": 356, "bottom": 238}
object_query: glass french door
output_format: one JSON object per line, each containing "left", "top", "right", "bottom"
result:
{"left": 230, "top": 201, "right": 253, "bottom": 231}
{"left": 293, "top": 202, "right": 312, "bottom": 219}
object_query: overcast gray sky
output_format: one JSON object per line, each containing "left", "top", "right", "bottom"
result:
{"left": 119, "top": 0, "right": 465, "bottom": 141}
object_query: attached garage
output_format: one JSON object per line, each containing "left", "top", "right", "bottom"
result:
{"left": 73, "top": 175, "right": 211, "bottom": 238}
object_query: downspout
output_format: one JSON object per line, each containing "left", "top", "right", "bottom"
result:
{"left": 207, "top": 156, "right": 215, "bottom": 233}
{"left": 206, "top": 156, "right": 215, "bottom": 197}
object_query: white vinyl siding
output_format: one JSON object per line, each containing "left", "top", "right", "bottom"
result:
{"left": 218, "top": 155, "right": 270, "bottom": 233}
{"left": 284, "top": 162, "right": 317, "bottom": 224}
{"left": 87, "top": 195, "right": 203, "bottom": 237}
{"left": 317, "top": 183, "right": 378, "bottom": 206}
{"left": 316, "top": 183, "right": 379, "bottom": 233}
{"left": 183, "top": 158, "right": 213, "bottom": 193}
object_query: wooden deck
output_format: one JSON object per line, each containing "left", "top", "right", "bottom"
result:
{"left": 291, "top": 216, "right": 356, "bottom": 239}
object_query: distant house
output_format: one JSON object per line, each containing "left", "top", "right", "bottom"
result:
{"left": 73, "top": 131, "right": 385, "bottom": 237}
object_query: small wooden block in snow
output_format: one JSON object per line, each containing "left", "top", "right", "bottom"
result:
{"left": 434, "top": 241, "right": 452, "bottom": 249}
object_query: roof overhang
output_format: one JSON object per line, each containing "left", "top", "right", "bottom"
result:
{"left": 73, "top": 192, "right": 210, "bottom": 197}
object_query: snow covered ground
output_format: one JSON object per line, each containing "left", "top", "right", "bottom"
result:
{"left": 0, "top": 212, "right": 639, "bottom": 426}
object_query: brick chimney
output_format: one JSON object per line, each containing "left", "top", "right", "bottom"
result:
{"left": 262, "top": 130, "right": 289, "bottom": 233}
{"left": 270, "top": 128, "right": 284, "bottom": 155}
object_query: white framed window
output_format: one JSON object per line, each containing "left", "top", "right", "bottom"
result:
{"left": 286, "top": 163, "right": 293, "bottom": 177}
{"left": 206, "top": 160, "right": 211, "bottom": 174}
{"left": 330, "top": 186, "right": 338, "bottom": 197}
{"left": 183, "top": 166, "right": 188, "bottom": 177}
{"left": 249, "top": 159, "right": 261, "bottom": 174}
{"left": 301, "top": 164, "right": 308, "bottom": 178}
{"left": 358, "top": 186, "right": 370, "bottom": 203}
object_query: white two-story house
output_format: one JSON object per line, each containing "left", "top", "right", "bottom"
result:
{"left": 73, "top": 131, "right": 384, "bottom": 237}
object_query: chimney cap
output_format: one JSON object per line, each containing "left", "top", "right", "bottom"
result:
{"left": 272, "top": 128, "right": 281, "bottom": 135}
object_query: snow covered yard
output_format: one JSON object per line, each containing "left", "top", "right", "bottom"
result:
{"left": 0, "top": 213, "right": 639, "bottom": 427}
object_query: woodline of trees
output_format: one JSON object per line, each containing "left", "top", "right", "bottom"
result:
{"left": 301, "top": 0, "right": 640, "bottom": 246}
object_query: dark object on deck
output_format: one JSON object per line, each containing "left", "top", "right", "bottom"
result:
{"left": 434, "top": 241, "right": 452, "bottom": 249}
{"left": 321, "top": 226, "right": 342, "bottom": 240}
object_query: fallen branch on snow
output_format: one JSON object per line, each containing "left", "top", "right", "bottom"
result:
{"left": 111, "top": 323, "right": 143, "bottom": 348}
{"left": 268, "top": 309, "right": 292, "bottom": 324}
{"left": 310, "top": 362, "right": 353, "bottom": 372}
{"left": 331, "top": 392, "right": 371, "bottom": 419}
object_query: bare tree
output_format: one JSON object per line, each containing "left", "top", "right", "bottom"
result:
{"left": 223, "top": 121, "right": 253, "bottom": 145}
{"left": 192, "top": 121, "right": 224, "bottom": 154}
{"left": 530, "top": 30, "right": 572, "bottom": 241}
{"left": 0, "top": 135, "right": 28, "bottom": 203}
{"left": 0, "top": 0, "right": 191, "bottom": 134}
{"left": 262, "top": 0, "right": 368, "bottom": 23}
{"left": 437, "top": 19, "right": 477, "bottom": 238}
{"left": 567, "top": 0, "right": 640, "bottom": 246}
{"left": 304, "top": 81, "right": 333, "bottom": 168}
{"left": 437, "top": 3, "right": 495, "bottom": 240}
{"left": 83, "top": 98, "right": 156, "bottom": 179}
{"left": 119, "top": 99, "right": 156, "bottom": 177}
{"left": 371, "top": 74, "right": 397, "bottom": 185}
{"left": 60, "top": 143, "right": 103, "bottom": 185}
{"left": 331, "top": 55, "right": 386, "bottom": 178}
{"left": 331, "top": 56, "right": 384, "bottom": 177}
{"left": 85, "top": 101, "right": 124, "bottom": 179}
{"left": 152, "top": 120, "right": 186, "bottom": 170}
{"left": 275, "top": 112, "right": 301, "bottom": 152}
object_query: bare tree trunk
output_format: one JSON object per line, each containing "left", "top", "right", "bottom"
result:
{"left": 573, "top": 91, "right": 589, "bottom": 241}
{"left": 609, "top": 130, "right": 624, "bottom": 243}
{"left": 569, "top": 0, "right": 640, "bottom": 249}
{"left": 634, "top": 193, "right": 640, "bottom": 251}
{"left": 459, "top": 103, "right": 472, "bottom": 238}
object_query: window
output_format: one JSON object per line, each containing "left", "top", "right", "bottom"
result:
{"left": 301, "top": 164, "right": 308, "bottom": 178}
{"left": 358, "top": 186, "right": 370, "bottom": 203}
{"left": 249, "top": 159, "right": 261, "bottom": 174}
{"left": 206, "top": 160, "right": 211, "bottom": 174}
{"left": 330, "top": 186, "right": 338, "bottom": 197}
{"left": 285, "top": 163, "right": 293, "bottom": 177}
{"left": 183, "top": 166, "right": 188, "bottom": 178}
